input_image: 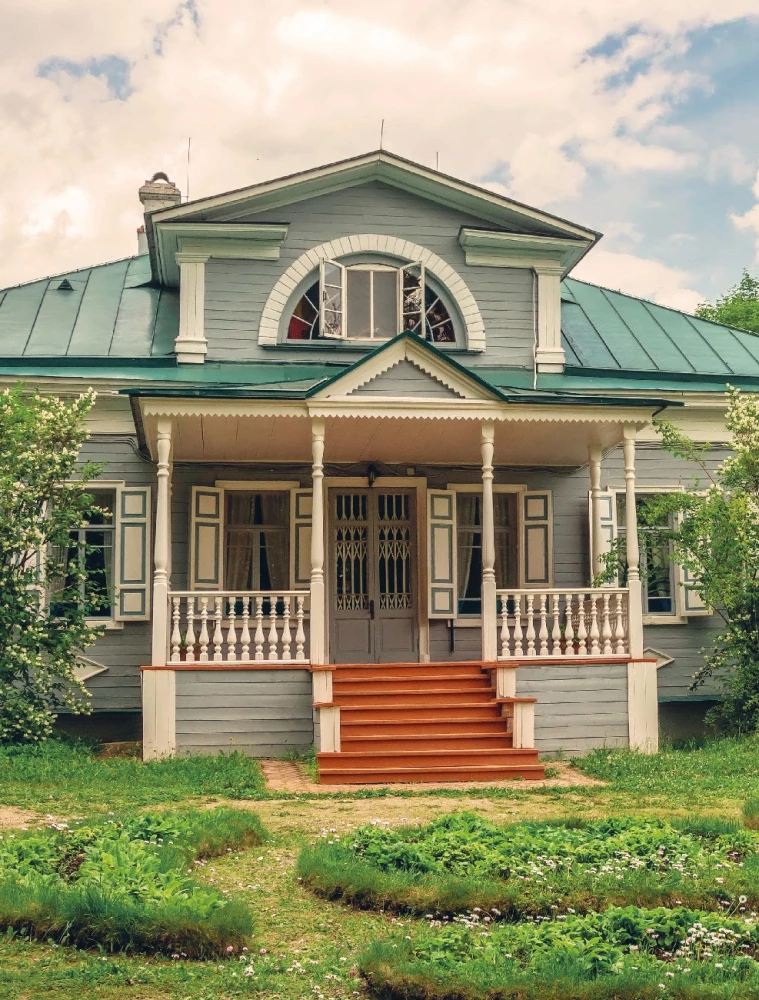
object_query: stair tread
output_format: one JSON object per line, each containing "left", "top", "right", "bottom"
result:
{"left": 320, "top": 749, "right": 535, "bottom": 759}
{"left": 342, "top": 733, "right": 509, "bottom": 741}
{"left": 319, "top": 765, "right": 545, "bottom": 775}
{"left": 340, "top": 701, "right": 500, "bottom": 709}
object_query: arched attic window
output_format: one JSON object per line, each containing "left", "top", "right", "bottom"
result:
{"left": 286, "top": 259, "right": 456, "bottom": 343}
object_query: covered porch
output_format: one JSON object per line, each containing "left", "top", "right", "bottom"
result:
{"left": 134, "top": 388, "right": 661, "bottom": 776}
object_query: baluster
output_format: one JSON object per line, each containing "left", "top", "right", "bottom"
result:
{"left": 589, "top": 593, "right": 600, "bottom": 655}
{"left": 198, "top": 597, "right": 210, "bottom": 662}
{"left": 526, "top": 594, "right": 536, "bottom": 656}
{"left": 513, "top": 595, "right": 524, "bottom": 656}
{"left": 268, "top": 597, "right": 280, "bottom": 661}
{"left": 563, "top": 593, "right": 575, "bottom": 657}
{"left": 500, "top": 598, "right": 510, "bottom": 658}
{"left": 538, "top": 593, "right": 549, "bottom": 655}
{"left": 601, "top": 592, "right": 613, "bottom": 655}
{"left": 213, "top": 597, "right": 224, "bottom": 662}
{"left": 551, "top": 594, "right": 562, "bottom": 656}
{"left": 281, "top": 596, "right": 292, "bottom": 660}
{"left": 614, "top": 592, "right": 626, "bottom": 654}
{"left": 254, "top": 596, "right": 265, "bottom": 661}
{"left": 226, "top": 597, "right": 238, "bottom": 662}
{"left": 295, "top": 596, "right": 306, "bottom": 661}
{"left": 240, "top": 598, "right": 251, "bottom": 661}
{"left": 185, "top": 598, "right": 196, "bottom": 662}
{"left": 170, "top": 597, "right": 182, "bottom": 662}
{"left": 576, "top": 596, "right": 587, "bottom": 656}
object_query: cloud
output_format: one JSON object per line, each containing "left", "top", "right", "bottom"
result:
{"left": 572, "top": 248, "right": 704, "bottom": 312}
{"left": 0, "top": 1, "right": 758, "bottom": 289}
{"left": 730, "top": 166, "right": 759, "bottom": 263}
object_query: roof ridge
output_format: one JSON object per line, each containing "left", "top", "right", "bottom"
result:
{"left": 563, "top": 275, "right": 759, "bottom": 341}
{"left": 0, "top": 254, "right": 147, "bottom": 294}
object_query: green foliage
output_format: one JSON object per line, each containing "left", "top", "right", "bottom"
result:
{"left": 363, "top": 905, "right": 759, "bottom": 999}
{"left": 696, "top": 270, "right": 759, "bottom": 335}
{"left": 597, "top": 389, "right": 759, "bottom": 733}
{"left": 300, "top": 812, "right": 759, "bottom": 916}
{"left": 0, "top": 807, "right": 264, "bottom": 956}
{"left": 0, "top": 384, "right": 106, "bottom": 743}
{"left": 0, "top": 739, "right": 267, "bottom": 810}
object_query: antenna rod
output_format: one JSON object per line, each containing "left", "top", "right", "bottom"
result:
{"left": 186, "top": 137, "right": 192, "bottom": 202}
{"left": 436, "top": 151, "right": 439, "bottom": 170}
{"left": 379, "top": 119, "right": 384, "bottom": 150}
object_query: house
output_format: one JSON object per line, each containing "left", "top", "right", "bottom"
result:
{"left": 0, "top": 150, "right": 747, "bottom": 781}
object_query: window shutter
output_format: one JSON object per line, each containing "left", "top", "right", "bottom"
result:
{"left": 189, "top": 487, "right": 224, "bottom": 591}
{"left": 115, "top": 486, "right": 151, "bottom": 620}
{"left": 588, "top": 488, "right": 617, "bottom": 582}
{"left": 521, "top": 491, "right": 553, "bottom": 587}
{"left": 291, "top": 489, "right": 312, "bottom": 588}
{"left": 676, "top": 563, "right": 710, "bottom": 616}
{"left": 428, "top": 490, "right": 457, "bottom": 618}
{"left": 398, "top": 262, "right": 425, "bottom": 336}
{"left": 319, "top": 258, "right": 346, "bottom": 339}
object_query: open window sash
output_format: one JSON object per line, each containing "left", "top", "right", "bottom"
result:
{"left": 398, "top": 262, "right": 425, "bottom": 336}
{"left": 319, "top": 259, "right": 346, "bottom": 339}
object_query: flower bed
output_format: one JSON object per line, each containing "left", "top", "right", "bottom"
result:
{"left": 362, "top": 904, "right": 759, "bottom": 999}
{"left": 0, "top": 807, "right": 265, "bottom": 956}
{"left": 299, "top": 812, "right": 759, "bottom": 916}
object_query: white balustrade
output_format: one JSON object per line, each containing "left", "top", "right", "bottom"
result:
{"left": 496, "top": 589, "right": 629, "bottom": 659}
{"left": 169, "top": 591, "right": 309, "bottom": 664}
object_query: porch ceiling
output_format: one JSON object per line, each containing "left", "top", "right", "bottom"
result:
{"left": 139, "top": 399, "right": 656, "bottom": 466}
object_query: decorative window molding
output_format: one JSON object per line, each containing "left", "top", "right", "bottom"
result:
{"left": 259, "top": 234, "right": 485, "bottom": 351}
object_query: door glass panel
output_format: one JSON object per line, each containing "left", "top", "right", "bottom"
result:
{"left": 377, "top": 493, "right": 412, "bottom": 611}
{"left": 334, "top": 493, "right": 369, "bottom": 611}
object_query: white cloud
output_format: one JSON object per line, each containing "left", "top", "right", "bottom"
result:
{"left": 707, "top": 145, "right": 755, "bottom": 185}
{"left": 0, "top": 0, "right": 758, "bottom": 287}
{"left": 572, "top": 248, "right": 704, "bottom": 312}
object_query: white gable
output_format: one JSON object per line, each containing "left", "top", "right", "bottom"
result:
{"left": 347, "top": 359, "right": 465, "bottom": 400}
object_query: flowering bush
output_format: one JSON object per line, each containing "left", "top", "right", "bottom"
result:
{"left": 0, "top": 384, "right": 106, "bottom": 742}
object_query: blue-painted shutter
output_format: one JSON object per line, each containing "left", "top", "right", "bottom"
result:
{"left": 115, "top": 486, "right": 151, "bottom": 620}
{"left": 428, "top": 490, "right": 457, "bottom": 618}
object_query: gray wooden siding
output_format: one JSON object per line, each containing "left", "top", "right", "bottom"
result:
{"left": 518, "top": 662, "right": 629, "bottom": 753}
{"left": 204, "top": 182, "right": 535, "bottom": 367}
{"left": 174, "top": 669, "right": 313, "bottom": 755}
{"left": 349, "top": 359, "right": 462, "bottom": 399}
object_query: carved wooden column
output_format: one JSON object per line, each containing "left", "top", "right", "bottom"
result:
{"left": 151, "top": 418, "right": 172, "bottom": 666}
{"left": 623, "top": 425, "right": 644, "bottom": 658}
{"left": 481, "top": 420, "right": 497, "bottom": 661}
{"left": 175, "top": 253, "right": 209, "bottom": 363}
{"left": 310, "top": 418, "right": 326, "bottom": 665}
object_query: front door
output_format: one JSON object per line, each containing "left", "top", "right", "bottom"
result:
{"left": 329, "top": 489, "right": 418, "bottom": 663}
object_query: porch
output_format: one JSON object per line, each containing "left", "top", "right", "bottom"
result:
{"left": 135, "top": 387, "right": 660, "bottom": 778}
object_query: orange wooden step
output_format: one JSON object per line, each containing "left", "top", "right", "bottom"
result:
{"left": 335, "top": 688, "right": 495, "bottom": 708}
{"left": 317, "top": 763, "right": 546, "bottom": 784}
{"left": 318, "top": 748, "right": 533, "bottom": 770}
{"left": 339, "top": 704, "right": 504, "bottom": 722}
{"left": 341, "top": 717, "right": 510, "bottom": 737}
{"left": 340, "top": 733, "right": 513, "bottom": 752}
{"left": 334, "top": 664, "right": 488, "bottom": 680}
{"left": 333, "top": 674, "right": 493, "bottom": 693}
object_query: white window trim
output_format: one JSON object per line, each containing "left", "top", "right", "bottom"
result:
{"left": 446, "top": 483, "right": 525, "bottom": 623}
{"left": 612, "top": 485, "right": 688, "bottom": 625}
{"left": 258, "top": 234, "right": 485, "bottom": 350}
{"left": 63, "top": 479, "right": 123, "bottom": 627}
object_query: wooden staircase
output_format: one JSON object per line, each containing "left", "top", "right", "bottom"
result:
{"left": 317, "top": 662, "right": 545, "bottom": 784}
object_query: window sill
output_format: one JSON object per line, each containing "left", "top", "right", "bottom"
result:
{"left": 642, "top": 614, "right": 687, "bottom": 626}
{"left": 86, "top": 619, "right": 124, "bottom": 631}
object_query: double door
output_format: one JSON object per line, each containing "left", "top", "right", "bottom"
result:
{"left": 329, "top": 489, "right": 418, "bottom": 663}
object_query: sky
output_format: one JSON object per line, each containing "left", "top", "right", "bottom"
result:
{"left": 2, "top": 1, "right": 759, "bottom": 312}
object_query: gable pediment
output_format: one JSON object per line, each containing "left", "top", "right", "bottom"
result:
{"left": 311, "top": 333, "right": 502, "bottom": 403}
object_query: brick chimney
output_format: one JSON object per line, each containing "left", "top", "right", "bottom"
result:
{"left": 138, "top": 172, "right": 182, "bottom": 214}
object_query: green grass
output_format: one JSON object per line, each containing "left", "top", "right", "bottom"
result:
{"left": 0, "top": 739, "right": 267, "bottom": 811}
{"left": 0, "top": 807, "right": 266, "bottom": 957}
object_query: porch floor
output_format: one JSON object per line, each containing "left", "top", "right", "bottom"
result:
{"left": 318, "top": 662, "right": 545, "bottom": 784}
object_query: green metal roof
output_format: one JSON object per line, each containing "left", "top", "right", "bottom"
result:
{"left": 1, "top": 254, "right": 758, "bottom": 395}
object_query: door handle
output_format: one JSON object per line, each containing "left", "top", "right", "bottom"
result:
{"left": 369, "top": 599, "right": 375, "bottom": 620}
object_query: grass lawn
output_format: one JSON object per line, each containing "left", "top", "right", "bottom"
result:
{"left": 0, "top": 737, "right": 759, "bottom": 998}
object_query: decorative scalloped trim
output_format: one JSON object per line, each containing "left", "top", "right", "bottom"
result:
{"left": 346, "top": 358, "right": 465, "bottom": 399}
{"left": 258, "top": 234, "right": 486, "bottom": 350}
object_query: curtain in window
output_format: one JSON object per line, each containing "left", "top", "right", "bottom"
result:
{"left": 494, "top": 494, "right": 516, "bottom": 589}
{"left": 457, "top": 495, "right": 480, "bottom": 604}
{"left": 260, "top": 493, "right": 289, "bottom": 592}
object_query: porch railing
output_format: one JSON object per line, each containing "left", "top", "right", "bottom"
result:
{"left": 496, "top": 588, "right": 629, "bottom": 659}
{"left": 168, "top": 591, "right": 309, "bottom": 664}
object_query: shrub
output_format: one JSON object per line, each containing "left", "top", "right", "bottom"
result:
{"left": 0, "top": 807, "right": 264, "bottom": 956}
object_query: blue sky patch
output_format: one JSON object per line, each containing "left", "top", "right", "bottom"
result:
{"left": 37, "top": 55, "right": 133, "bottom": 101}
